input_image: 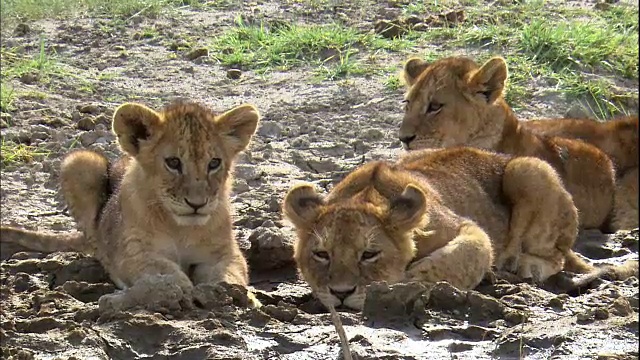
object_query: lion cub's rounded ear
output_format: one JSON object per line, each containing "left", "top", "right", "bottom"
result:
{"left": 112, "top": 103, "right": 162, "bottom": 156}
{"left": 403, "top": 57, "right": 431, "bottom": 86}
{"left": 216, "top": 104, "right": 261, "bottom": 154}
{"left": 469, "top": 57, "right": 508, "bottom": 104}
{"left": 283, "top": 184, "right": 325, "bottom": 229}
{"left": 387, "top": 184, "right": 428, "bottom": 231}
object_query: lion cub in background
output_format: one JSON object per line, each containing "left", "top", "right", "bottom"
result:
{"left": 283, "top": 147, "right": 615, "bottom": 311}
{"left": 398, "top": 55, "right": 638, "bottom": 231}
{"left": 1, "top": 100, "right": 260, "bottom": 307}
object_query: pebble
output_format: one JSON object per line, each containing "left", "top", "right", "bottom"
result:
{"left": 186, "top": 47, "right": 209, "bottom": 61}
{"left": 80, "top": 132, "right": 100, "bottom": 147}
{"left": 77, "top": 117, "right": 96, "bottom": 131}
{"left": 258, "top": 121, "right": 283, "bottom": 138}
{"left": 227, "top": 69, "right": 242, "bottom": 80}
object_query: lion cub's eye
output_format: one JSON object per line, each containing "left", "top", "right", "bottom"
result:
{"left": 312, "top": 250, "right": 330, "bottom": 262}
{"left": 164, "top": 157, "right": 182, "bottom": 173}
{"left": 208, "top": 158, "right": 222, "bottom": 173}
{"left": 361, "top": 250, "right": 381, "bottom": 262}
{"left": 426, "top": 101, "right": 442, "bottom": 114}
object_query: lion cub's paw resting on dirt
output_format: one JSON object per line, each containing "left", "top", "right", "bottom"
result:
{"left": 283, "top": 147, "right": 605, "bottom": 311}
{"left": 398, "top": 55, "right": 638, "bottom": 231}
{"left": 1, "top": 100, "right": 261, "bottom": 311}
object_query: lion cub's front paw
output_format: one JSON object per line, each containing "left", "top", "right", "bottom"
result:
{"left": 495, "top": 251, "right": 520, "bottom": 274}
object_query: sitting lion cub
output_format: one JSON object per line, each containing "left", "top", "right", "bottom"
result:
{"left": 1, "top": 100, "right": 260, "bottom": 307}
{"left": 283, "top": 147, "right": 624, "bottom": 310}
{"left": 398, "top": 55, "right": 638, "bottom": 231}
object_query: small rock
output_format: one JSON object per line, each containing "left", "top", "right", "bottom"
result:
{"left": 79, "top": 132, "right": 100, "bottom": 147}
{"left": 235, "top": 164, "right": 262, "bottom": 181}
{"left": 258, "top": 121, "right": 283, "bottom": 138}
{"left": 577, "top": 309, "right": 595, "bottom": 323}
{"left": 186, "top": 47, "right": 209, "bottom": 61}
{"left": 262, "top": 302, "right": 298, "bottom": 322}
{"left": 267, "top": 196, "right": 280, "bottom": 213}
{"left": 363, "top": 281, "right": 429, "bottom": 323}
{"left": 374, "top": 19, "right": 407, "bottom": 39}
{"left": 227, "top": 69, "right": 242, "bottom": 80}
{"left": 443, "top": 9, "right": 465, "bottom": 24}
{"left": 14, "top": 23, "right": 30, "bottom": 36}
{"left": 428, "top": 282, "right": 467, "bottom": 310}
{"left": 594, "top": 2, "right": 611, "bottom": 10}
{"left": 234, "top": 179, "right": 250, "bottom": 193}
{"left": 94, "top": 114, "right": 110, "bottom": 126}
{"left": 594, "top": 307, "right": 610, "bottom": 320}
{"left": 610, "top": 297, "right": 633, "bottom": 317}
{"left": 13, "top": 272, "right": 37, "bottom": 292}
{"left": 76, "top": 117, "right": 96, "bottom": 131}
{"left": 547, "top": 296, "right": 565, "bottom": 309}
{"left": 503, "top": 309, "right": 526, "bottom": 324}
{"left": 363, "top": 128, "right": 384, "bottom": 141}
{"left": 19, "top": 72, "right": 39, "bottom": 85}
{"left": 405, "top": 15, "right": 422, "bottom": 25}
{"left": 78, "top": 104, "right": 101, "bottom": 115}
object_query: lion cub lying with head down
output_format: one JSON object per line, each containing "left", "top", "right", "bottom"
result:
{"left": 398, "top": 55, "right": 638, "bottom": 231}
{"left": 1, "top": 100, "right": 260, "bottom": 307}
{"left": 284, "top": 147, "right": 616, "bottom": 310}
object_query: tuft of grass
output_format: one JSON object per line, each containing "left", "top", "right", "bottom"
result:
{"left": 0, "top": 0, "right": 203, "bottom": 24}
{"left": 519, "top": 18, "right": 638, "bottom": 78}
{"left": 0, "top": 84, "right": 16, "bottom": 113}
{"left": 0, "top": 140, "right": 50, "bottom": 167}
{"left": 210, "top": 18, "right": 409, "bottom": 76}
{"left": 1, "top": 38, "right": 62, "bottom": 84}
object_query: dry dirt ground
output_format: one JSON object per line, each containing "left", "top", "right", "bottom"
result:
{"left": 1, "top": 1, "right": 638, "bottom": 359}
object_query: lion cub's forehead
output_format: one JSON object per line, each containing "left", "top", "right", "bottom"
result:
{"left": 407, "top": 58, "right": 479, "bottom": 101}
{"left": 160, "top": 102, "right": 224, "bottom": 161}
{"left": 315, "top": 209, "right": 379, "bottom": 248}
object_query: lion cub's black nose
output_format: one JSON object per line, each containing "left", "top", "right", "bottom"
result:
{"left": 329, "top": 286, "right": 356, "bottom": 300}
{"left": 399, "top": 135, "right": 416, "bottom": 146}
{"left": 185, "top": 198, "right": 208, "bottom": 211}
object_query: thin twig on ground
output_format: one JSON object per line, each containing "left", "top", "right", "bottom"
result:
{"left": 327, "top": 304, "right": 353, "bottom": 360}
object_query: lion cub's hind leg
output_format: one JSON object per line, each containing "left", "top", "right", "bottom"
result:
{"left": 405, "top": 221, "right": 493, "bottom": 290}
{"left": 60, "top": 150, "right": 110, "bottom": 236}
{"left": 501, "top": 157, "right": 579, "bottom": 283}
{"left": 611, "top": 167, "right": 639, "bottom": 231}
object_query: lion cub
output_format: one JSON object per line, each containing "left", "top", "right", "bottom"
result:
{"left": 398, "top": 55, "right": 638, "bottom": 231}
{"left": 522, "top": 116, "right": 638, "bottom": 231}
{"left": 284, "top": 147, "right": 600, "bottom": 310}
{"left": 1, "top": 100, "right": 260, "bottom": 306}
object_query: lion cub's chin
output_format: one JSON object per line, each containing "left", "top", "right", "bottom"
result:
{"left": 172, "top": 214, "right": 211, "bottom": 226}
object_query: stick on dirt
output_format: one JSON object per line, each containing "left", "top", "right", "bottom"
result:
{"left": 327, "top": 304, "right": 353, "bottom": 360}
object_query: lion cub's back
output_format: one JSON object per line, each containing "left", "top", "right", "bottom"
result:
{"left": 399, "top": 147, "right": 512, "bottom": 241}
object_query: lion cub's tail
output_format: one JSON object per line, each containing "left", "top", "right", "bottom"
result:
{"left": 564, "top": 250, "right": 638, "bottom": 287}
{"left": 1, "top": 226, "right": 87, "bottom": 254}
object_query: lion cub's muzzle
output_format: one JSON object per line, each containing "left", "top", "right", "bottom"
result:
{"left": 318, "top": 284, "right": 365, "bottom": 310}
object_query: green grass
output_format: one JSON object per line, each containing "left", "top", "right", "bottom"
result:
{"left": 1, "top": 38, "right": 61, "bottom": 83}
{"left": 0, "top": 140, "right": 50, "bottom": 167}
{"left": 0, "top": 0, "right": 203, "bottom": 24}
{"left": 0, "top": 83, "right": 16, "bottom": 112}
{"left": 519, "top": 18, "right": 638, "bottom": 78}
{"left": 210, "top": 18, "right": 410, "bottom": 79}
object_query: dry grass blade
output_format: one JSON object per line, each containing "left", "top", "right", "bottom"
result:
{"left": 327, "top": 304, "right": 353, "bottom": 360}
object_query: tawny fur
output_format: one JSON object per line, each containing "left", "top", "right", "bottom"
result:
{"left": 1, "top": 100, "right": 260, "bottom": 301}
{"left": 522, "top": 116, "right": 638, "bottom": 230}
{"left": 398, "top": 56, "right": 638, "bottom": 231}
{"left": 283, "top": 147, "right": 625, "bottom": 311}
